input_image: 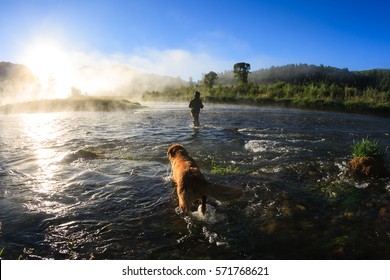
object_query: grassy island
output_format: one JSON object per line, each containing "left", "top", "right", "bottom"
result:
{"left": 0, "top": 96, "right": 143, "bottom": 114}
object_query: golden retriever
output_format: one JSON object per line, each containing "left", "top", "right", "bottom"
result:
{"left": 167, "top": 144, "right": 244, "bottom": 214}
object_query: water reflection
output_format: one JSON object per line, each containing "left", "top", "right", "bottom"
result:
{"left": 0, "top": 105, "right": 389, "bottom": 259}
{"left": 19, "top": 113, "right": 66, "bottom": 211}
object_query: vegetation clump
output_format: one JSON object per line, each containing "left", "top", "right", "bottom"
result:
{"left": 352, "top": 137, "right": 384, "bottom": 158}
{"left": 348, "top": 137, "right": 387, "bottom": 177}
{"left": 210, "top": 159, "right": 251, "bottom": 176}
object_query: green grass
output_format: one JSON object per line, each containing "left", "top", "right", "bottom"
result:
{"left": 308, "top": 181, "right": 356, "bottom": 199}
{"left": 211, "top": 163, "right": 240, "bottom": 176}
{"left": 18, "top": 247, "right": 34, "bottom": 260}
{"left": 210, "top": 159, "right": 251, "bottom": 175}
{"left": 352, "top": 137, "right": 384, "bottom": 159}
{"left": 142, "top": 83, "right": 390, "bottom": 116}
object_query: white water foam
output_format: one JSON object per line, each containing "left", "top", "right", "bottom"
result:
{"left": 245, "top": 139, "right": 276, "bottom": 153}
{"left": 202, "top": 226, "right": 229, "bottom": 247}
{"left": 191, "top": 204, "right": 226, "bottom": 223}
{"left": 176, "top": 204, "right": 229, "bottom": 247}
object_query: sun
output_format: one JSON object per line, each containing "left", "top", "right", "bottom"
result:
{"left": 23, "top": 39, "right": 68, "bottom": 82}
{"left": 20, "top": 38, "right": 75, "bottom": 98}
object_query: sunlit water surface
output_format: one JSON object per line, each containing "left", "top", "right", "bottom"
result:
{"left": 1, "top": 103, "right": 389, "bottom": 259}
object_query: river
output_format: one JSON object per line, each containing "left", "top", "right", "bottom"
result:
{"left": 0, "top": 103, "right": 389, "bottom": 259}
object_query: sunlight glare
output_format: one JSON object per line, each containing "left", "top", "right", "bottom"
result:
{"left": 21, "top": 39, "right": 75, "bottom": 99}
{"left": 20, "top": 113, "right": 65, "bottom": 197}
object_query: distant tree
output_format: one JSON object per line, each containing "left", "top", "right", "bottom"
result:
{"left": 203, "top": 71, "right": 218, "bottom": 88}
{"left": 233, "top": 62, "right": 251, "bottom": 84}
{"left": 188, "top": 76, "right": 195, "bottom": 88}
{"left": 70, "top": 87, "right": 82, "bottom": 97}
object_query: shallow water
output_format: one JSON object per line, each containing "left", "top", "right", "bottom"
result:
{"left": 0, "top": 103, "right": 389, "bottom": 259}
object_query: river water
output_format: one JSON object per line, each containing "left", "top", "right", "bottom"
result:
{"left": 0, "top": 103, "right": 389, "bottom": 259}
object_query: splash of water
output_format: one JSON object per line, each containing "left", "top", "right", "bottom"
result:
{"left": 191, "top": 204, "right": 226, "bottom": 223}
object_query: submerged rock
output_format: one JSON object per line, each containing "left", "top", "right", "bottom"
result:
{"left": 348, "top": 156, "right": 387, "bottom": 177}
{"left": 63, "top": 149, "right": 103, "bottom": 163}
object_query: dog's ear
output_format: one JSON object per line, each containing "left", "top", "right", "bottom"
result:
{"left": 167, "top": 144, "right": 185, "bottom": 159}
{"left": 167, "top": 144, "right": 178, "bottom": 158}
{"left": 167, "top": 146, "right": 175, "bottom": 158}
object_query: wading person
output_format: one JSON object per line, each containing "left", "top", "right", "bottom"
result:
{"left": 189, "top": 91, "right": 204, "bottom": 127}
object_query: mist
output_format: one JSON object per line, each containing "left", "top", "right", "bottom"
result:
{"left": 0, "top": 62, "right": 41, "bottom": 105}
{"left": 1, "top": 62, "right": 189, "bottom": 106}
{"left": 0, "top": 39, "right": 241, "bottom": 106}
{"left": 74, "top": 64, "right": 186, "bottom": 100}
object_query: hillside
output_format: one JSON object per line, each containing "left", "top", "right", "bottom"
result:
{"left": 216, "top": 64, "right": 390, "bottom": 92}
{"left": 0, "top": 62, "right": 39, "bottom": 104}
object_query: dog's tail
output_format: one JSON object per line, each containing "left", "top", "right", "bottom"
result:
{"left": 206, "top": 183, "right": 244, "bottom": 202}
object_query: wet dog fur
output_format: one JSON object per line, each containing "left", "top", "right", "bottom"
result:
{"left": 167, "top": 144, "right": 244, "bottom": 214}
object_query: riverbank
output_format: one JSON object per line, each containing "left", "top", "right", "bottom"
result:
{"left": 143, "top": 85, "right": 390, "bottom": 117}
{"left": 0, "top": 96, "right": 143, "bottom": 114}
{"left": 204, "top": 95, "right": 390, "bottom": 117}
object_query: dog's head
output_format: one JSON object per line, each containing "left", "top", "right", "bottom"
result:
{"left": 167, "top": 144, "right": 189, "bottom": 161}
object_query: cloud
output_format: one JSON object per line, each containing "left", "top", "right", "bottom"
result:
{"left": 125, "top": 48, "right": 232, "bottom": 80}
{"left": 78, "top": 47, "right": 232, "bottom": 81}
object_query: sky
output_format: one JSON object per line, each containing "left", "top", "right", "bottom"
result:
{"left": 1, "top": 0, "right": 390, "bottom": 81}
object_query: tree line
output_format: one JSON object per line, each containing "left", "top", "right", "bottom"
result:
{"left": 214, "top": 63, "right": 390, "bottom": 92}
{"left": 143, "top": 62, "right": 390, "bottom": 116}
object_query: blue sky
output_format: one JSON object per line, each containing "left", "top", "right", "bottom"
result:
{"left": 1, "top": 0, "right": 389, "bottom": 80}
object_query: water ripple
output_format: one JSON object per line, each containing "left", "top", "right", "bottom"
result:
{"left": 1, "top": 104, "right": 390, "bottom": 259}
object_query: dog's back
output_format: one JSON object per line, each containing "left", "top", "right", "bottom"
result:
{"left": 167, "top": 144, "right": 243, "bottom": 213}
{"left": 167, "top": 144, "right": 208, "bottom": 212}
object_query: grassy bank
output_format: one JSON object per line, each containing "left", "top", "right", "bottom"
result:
{"left": 0, "top": 96, "right": 143, "bottom": 114}
{"left": 143, "top": 83, "right": 390, "bottom": 116}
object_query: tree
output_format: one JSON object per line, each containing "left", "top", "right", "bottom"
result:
{"left": 188, "top": 76, "right": 195, "bottom": 88}
{"left": 203, "top": 71, "right": 218, "bottom": 88}
{"left": 70, "top": 86, "right": 82, "bottom": 97}
{"left": 233, "top": 62, "right": 251, "bottom": 84}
